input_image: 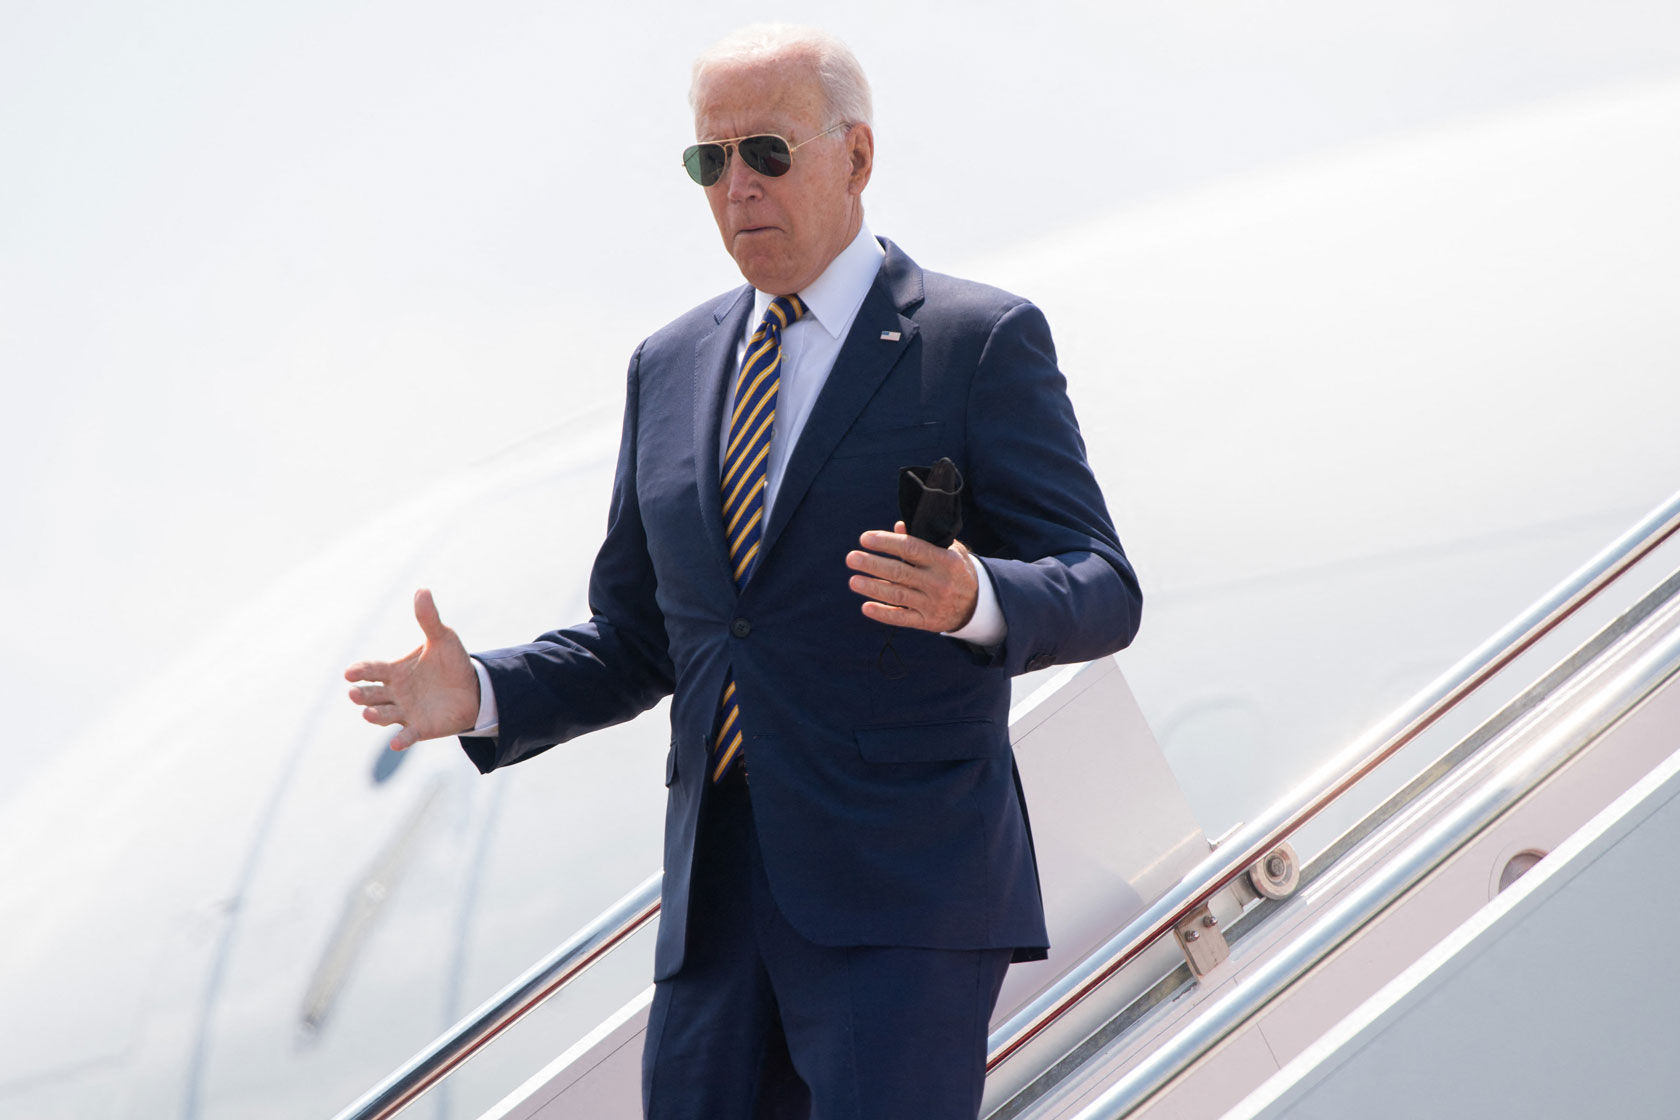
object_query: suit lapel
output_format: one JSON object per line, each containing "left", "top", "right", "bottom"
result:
{"left": 759, "top": 242, "right": 925, "bottom": 567}
{"left": 694, "top": 287, "right": 755, "bottom": 586}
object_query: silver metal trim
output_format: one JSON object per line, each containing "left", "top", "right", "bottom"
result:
{"left": 985, "top": 488, "right": 1680, "bottom": 1074}
{"left": 1064, "top": 580, "right": 1680, "bottom": 1119}
{"left": 330, "top": 871, "right": 662, "bottom": 1120}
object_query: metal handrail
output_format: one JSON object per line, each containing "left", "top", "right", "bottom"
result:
{"left": 984, "top": 488, "right": 1680, "bottom": 1074}
{"left": 1069, "top": 577, "right": 1680, "bottom": 1119}
{"left": 332, "top": 871, "right": 662, "bottom": 1120}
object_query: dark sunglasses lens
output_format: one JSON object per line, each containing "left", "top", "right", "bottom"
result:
{"left": 683, "top": 144, "right": 727, "bottom": 186}
{"left": 739, "top": 135, "right": 792, "bottom": 177}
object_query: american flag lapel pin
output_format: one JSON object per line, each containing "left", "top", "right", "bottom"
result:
{"left": 880, "top": 330, "right": 902, "bottom": 341}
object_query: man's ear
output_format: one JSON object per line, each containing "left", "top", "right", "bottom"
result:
{"left": 847, "top": 123, "right": 874, "bottom": 195}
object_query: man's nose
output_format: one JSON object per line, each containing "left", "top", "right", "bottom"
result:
{"left": 722, "top": 149, "right": 763, "bottom": 202}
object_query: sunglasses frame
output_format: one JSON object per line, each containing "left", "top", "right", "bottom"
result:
{"left": 683, "top": 121, "right": 850, "bottom": 186}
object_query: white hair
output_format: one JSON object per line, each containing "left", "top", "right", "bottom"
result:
{"left": 690, "top": 23, "right": 874, "bottom": 128}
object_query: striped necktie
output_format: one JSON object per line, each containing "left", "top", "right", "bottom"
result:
{"left": 712, "top": 293, "right": 806, "bottom": 783}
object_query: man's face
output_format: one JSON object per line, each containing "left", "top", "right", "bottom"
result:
{"left": 692, "top": 53, "right": 873, "bottom": 296}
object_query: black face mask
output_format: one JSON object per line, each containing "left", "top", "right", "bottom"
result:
{"left": 898, "top": 457, "right": 964, "bottom": 548}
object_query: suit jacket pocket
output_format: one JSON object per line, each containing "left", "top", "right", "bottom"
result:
{"left": 829, "top": 421, "right": 944, "bottom": 461}
{"left": 855, "top": 718, "right": 1005, "bottom": 763}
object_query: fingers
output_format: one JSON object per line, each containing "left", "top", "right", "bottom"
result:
{"left": 847, "top": 525, "right": 962, "bottom": 599}
{"left": 347, "top": 590, "right": 476, "bottom": 747}
{"left": 846, "top": 547, "right": 921, "bottom": 585}
{"left": 848, "top": 521, "right": 978, "bottom": 633}
{"left": 361, "top": 703, "right": 403, "bottom": 727}
{"left": 414, "top": 587, "right": 449, "bottom": 643}
{"left": 854, "top": 524, "right": 946, "bottom": 566}
{"left": 344, "top": 660, "right": 393, "bottom": 683}
{"left": 347, "top": 683, "right": 391, "bottom": 706}
{"left": 848, "top": 571, "right": 925, "bottom": 611}
{"left": 846, "top": 550, "right": 938, "bottom": 630}
{"left": 853, "top": 561, "right": 937, "bottom": 629}
{"left": 861, "top": 600, "right": 919, "bottom": 627}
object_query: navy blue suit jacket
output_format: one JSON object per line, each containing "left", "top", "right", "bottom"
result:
{"left": 463, "top": 240, "right": 1141, "bottom": 981}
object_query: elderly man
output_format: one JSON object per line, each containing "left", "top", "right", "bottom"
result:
{"left": 347, "top": 23, "right": 1140, "bottom": 1120}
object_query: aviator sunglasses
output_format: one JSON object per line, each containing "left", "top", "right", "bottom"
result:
{"left": 683, "top": 121, "right": 849, "bottom": 186}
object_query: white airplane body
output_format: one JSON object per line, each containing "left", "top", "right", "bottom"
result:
{"left": 2, "top": 67, "right": 1678, "bottom": 1120}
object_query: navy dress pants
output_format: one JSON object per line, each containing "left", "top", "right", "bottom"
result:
{"left": 641, "top": 767, "right": 1012, "bottom": 1120}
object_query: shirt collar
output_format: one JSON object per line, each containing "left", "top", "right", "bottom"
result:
{"left": 752, "top": 222, "right": 885, "bottom": 340}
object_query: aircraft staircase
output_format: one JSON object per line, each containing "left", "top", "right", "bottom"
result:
{"left": 334, "top": 489, "right": 1680, "bottom": 1120}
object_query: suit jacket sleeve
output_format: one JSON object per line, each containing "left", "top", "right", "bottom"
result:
{"left": 461, "top": 342, "right": 676, "bottom": 773}
{"left": 961, "top": 300, "right": 1142, "bottom": 676}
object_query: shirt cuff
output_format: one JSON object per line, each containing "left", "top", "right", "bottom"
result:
{"left": 943, "top": 551, "right": 1007, "bottom": 649}
{"left": 470, "top": 657, "right": 500, "bottom": 736}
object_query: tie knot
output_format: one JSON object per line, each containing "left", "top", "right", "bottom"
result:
{"left": 765, "top": 293, "right": 806, "bottom": 333}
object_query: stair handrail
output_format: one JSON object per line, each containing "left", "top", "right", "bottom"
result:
{"left": 984, "top": 489, "right": 1680, "bottom": 1076}
{"left": 331, "top": 871, "right": 661, "bottom": 1120}
{"left": 1068, "top": 565, "right": 1680, "bottom": 1119}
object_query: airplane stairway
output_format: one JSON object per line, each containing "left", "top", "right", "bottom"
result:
{"left": 334, "top": 489, "right": 1680, "bottom": 1120}
{"left": 1229, "top": 714, "right": 1680, "bottom": 1119}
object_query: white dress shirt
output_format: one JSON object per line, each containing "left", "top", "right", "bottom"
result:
{"left": 469, "top": 224, "right": 1003, "bottom": 735}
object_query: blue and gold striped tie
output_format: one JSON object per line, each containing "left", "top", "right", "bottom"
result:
{"left": 712, "top": 293, "right": 805, "bottom": 783}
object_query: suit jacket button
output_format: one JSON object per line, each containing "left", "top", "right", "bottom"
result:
{"left": 1027, "top": 653, "right": 1051, "bottom": 671}
{"left": 731, "top": 617, "right": 752, "bottom": 638}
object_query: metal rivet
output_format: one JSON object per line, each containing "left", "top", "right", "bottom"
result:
{"left": 1202, "top": 914, "right": 1218, "bottom": 928}
{"left": 1183, "top": 929, "right": 1199, "bottom": 943}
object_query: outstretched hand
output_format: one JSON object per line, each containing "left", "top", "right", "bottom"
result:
{"left": 345, "top": 588, "right": 481, "bottom": 750}
{"left": 846, "top": 520, "right": 979, "bottom": 633}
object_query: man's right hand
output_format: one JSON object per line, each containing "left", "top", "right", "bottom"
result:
{"left": 345, "top": 588, "right": 481, "bottom": 751}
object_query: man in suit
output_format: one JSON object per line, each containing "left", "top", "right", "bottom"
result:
{"left": 346, "top": 23, "right": 1140, "bottom": 1120}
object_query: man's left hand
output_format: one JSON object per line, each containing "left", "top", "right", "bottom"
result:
{"left": 847, "top": 521, "right": 978, "bottom": 632}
